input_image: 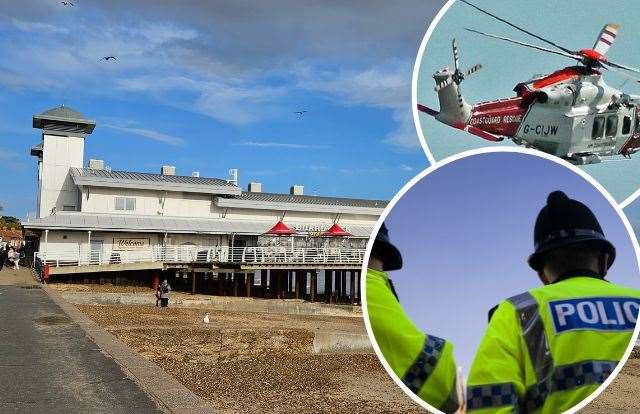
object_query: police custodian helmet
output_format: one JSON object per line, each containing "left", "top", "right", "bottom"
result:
{"left": 372, "top": 222, "right": 403, "bottom": 271}
{"left": 528, "top": 191, "right": 616, "bottom": 271}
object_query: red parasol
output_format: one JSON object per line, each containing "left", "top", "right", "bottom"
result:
{"left": 265, "top": 220, "right": 297, "bottom": 235}
{"left": 321, "top": 223, "right": 352, "bottom": 237}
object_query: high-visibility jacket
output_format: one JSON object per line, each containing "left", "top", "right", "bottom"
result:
{"left": 367, "top": 268, "right": 459, "bottom": 413}
{"left": 467, "top": 275, "right": 640, "bottom": 413}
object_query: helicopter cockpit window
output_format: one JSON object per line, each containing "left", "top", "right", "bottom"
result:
{"left": 592, "top": 116, "right": 605, "bottom": 139}
{"left": 605, "top": 115, "right": 618, "bottom": 138}
{"left": 623, "top": 116, "right": 632, "bottom": 135}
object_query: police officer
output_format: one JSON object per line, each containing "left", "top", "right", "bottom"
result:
{"left": 467, "top": 191, "right": 640, "bottom": 413}
{"left": 367, "top": 223, "right": 461, "bottom": 413}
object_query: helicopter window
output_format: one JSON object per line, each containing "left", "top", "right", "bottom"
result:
{"left": 623, "top": 116, "right": 632, "bottom": 135}
{"left": 606, "top": 115, "right": 618, "bottom": 138}
{"left": 592, "top": 116, "right": 605, "bottom": 139}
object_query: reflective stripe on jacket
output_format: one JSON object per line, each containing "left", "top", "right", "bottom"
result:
{"left": 467, "top": 276, "right": 640, "bottom": 413}
{"left": 366, "top": 268, "right": 459, "bottom": 413}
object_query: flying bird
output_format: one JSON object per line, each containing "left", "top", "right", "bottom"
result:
{"left": 293, "top": 110, "right": 308, "bottom": 117}
{"left": 100, "top": 56, "right": 117, "bottom": 62}
{"left": 61, "top": 1, "right": 74, "bottom": 5}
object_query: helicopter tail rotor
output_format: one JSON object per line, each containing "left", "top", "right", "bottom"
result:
{"left": 466, "top": 63, "right": 482, "bottom": 76}
{"left": 434, "top": 39, "right": 482, "bottom": 92}
{"left": 432, "top": 39, "right": 475, "bottom": 124}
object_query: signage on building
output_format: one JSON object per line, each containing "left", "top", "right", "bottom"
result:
{"left": 113, "top": 237, "right": 150, "bottom": 251}
{"left": 292, "top": 224, "right": 350, "bottom": 234}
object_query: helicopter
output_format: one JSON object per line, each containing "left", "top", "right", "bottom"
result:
{"left": 417, "top": 0, "right": 640, "bottom": 165}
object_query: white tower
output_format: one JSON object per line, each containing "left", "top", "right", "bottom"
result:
{"left": 31, "top": 106, "right": 95, "bottom": 218}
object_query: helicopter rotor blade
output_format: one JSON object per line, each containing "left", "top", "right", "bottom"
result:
{"left": 466, "top": 63, "right": 482, "bottom": 76}
{"left": 603, "top": 65, "right": 640, "bottom": 84}
{"left": 464, "top": 28, "right": 581, "bottom": 61}
{"left": 452, "top": 39, "right": 460, "bottom": 72}
{"left": 434, "top": 77, "right": 454, "bottom": 92}
{"left": 459, "top": 0, "right": 575, "bottom": 55}
{"left": 604, "top": 60, "right": 640, "bottom": 75}
{"left": 593, "top": 23, "right": 620, "bottom": 56}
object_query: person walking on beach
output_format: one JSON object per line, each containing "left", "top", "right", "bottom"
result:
{"left": 157, "top": 279, "right": 171, "bottom": 308}
{"left": 0, "top": 245, "right": 7, "bottom": 271}
{"left": 8, "top": 247, "right": 19, "bottom": 270}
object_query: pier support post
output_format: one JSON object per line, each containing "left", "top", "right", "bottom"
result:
{"left": 191, "top": 270, "right": 196, "bottom": 295}
{"left": 294, "top": 271, "right": 301, "bottom": 299}
{"left": 233, "top": 273, "right": 239, "bottom": 296}
{"left": 261, "top": 270, "right": 267, "bottom": 297}
{"left": 245, "top": 273, "right": 253, "bottom": 297}
{"left": 350, "top": 271, "right": 356, "bottom": 305}
{"left": 325, "top": 270, "right": 333, "bottom": 303}
{"left": 342, "top": 271, "right": 347, "bottom": 300}
{"left": 311, "top": 271, "right": 317, "bottom": 302}
{"left": 152, "top": 272, "right": 160, "bottom": 290}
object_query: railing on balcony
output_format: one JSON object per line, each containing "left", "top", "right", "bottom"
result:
{"left": 34, "top": 245, "right": 366, "bottom": 268}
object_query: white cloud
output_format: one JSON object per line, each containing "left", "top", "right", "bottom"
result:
{"left": 11, "top": 18, "right": 69, "bottom": 34}
{"left": 383, "top": 108, "right": 422, "bottom": 151}
{"left": 102, "top": 122, "right": 185, "bottom": 146}
{"left": 296, "top": 62, "right": 409, "bottom": 109}
{"left": 134, "top": 22, "right": 197, "bottom": 45}
{"left": 296, "top": 62, "right": 421, "bottom": 151}
{"left": 194, "top": 83, "right": 285, "bottom": 125}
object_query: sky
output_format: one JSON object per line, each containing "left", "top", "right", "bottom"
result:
{"left": 416, "top": 0, "right": 640, "bottom": 203}
{"left": 0, "top": 0, "right": 448, "bottom": 219}
{"left": 384, "top": 151, "right": 640, "bottom": 375}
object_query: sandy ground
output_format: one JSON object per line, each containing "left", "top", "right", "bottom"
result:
{"left": 61, "top": 283, "right": 422, "bottom": 413}
{"left": 583, "top": 356, "right": 640, "bottom": 413}
{"left": 51, "top": 282, "right": 156, "bottom": 294}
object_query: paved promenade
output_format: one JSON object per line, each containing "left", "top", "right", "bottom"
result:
{"left": 0, "top": 267, "right": 164, "bottom": 413}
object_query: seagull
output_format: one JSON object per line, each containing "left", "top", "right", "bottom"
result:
{"left": 203, "top": 312, "right": 210, "bottom": 324}
{"left": 293, "top": 110, "right": 308, "bottom": 117}
{"left": 100, "top": 56, "right": 117, "bottom": 62}
{"left": 61, "top": 1, "right": 74, "bottom": 5}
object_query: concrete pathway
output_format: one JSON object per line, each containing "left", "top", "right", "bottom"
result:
{"left": 0, "top": 268, "right": 164, "bottom": 413}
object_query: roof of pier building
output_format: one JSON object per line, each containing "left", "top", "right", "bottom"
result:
{"left": 22, "top": 213, "right": 375, "bottom": 237}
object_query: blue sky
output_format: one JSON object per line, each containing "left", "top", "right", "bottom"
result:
{"left": 384, "top": 152, "right": 640, "bottom": 374}
{"left": 0, "top": 0, "right": 448, "bottom": 219}
{"left": 416, "top": 0, "right": 640, "bottom": 202}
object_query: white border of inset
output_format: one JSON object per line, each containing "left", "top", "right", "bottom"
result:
{"left": 410, "top": 0, "right": 640, "bottom": 209}
{"left": 360, "top": 146, "right": 640, "bottom": 414}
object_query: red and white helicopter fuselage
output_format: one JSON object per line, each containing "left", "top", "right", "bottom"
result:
{"left": 418, "top": 2, "right": 640, "bottom": 165}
